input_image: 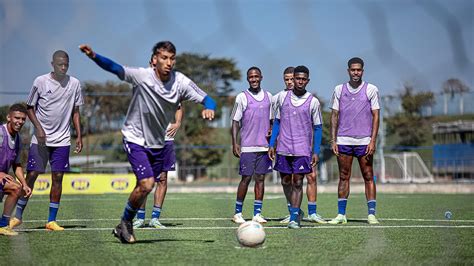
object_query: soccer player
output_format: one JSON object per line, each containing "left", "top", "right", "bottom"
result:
{"left": 231, "top": 67, "right": 273, "bottom": 224}
{"left": 79, "top": 41, "right": 216, "bottom": 244}
{"left": 273, "top": 67, "right": 326, "bottom": 224}
{"left": 327, "top": 57, "right": 380, "bottom": 225}
{"left": 0, "top": 104, "right": 32, "bottom": 236}
{"left": 133, "top": 106, "right": 183, "bottom": 229}
{"left": 269, "top": 66, "right": 323, "bottom": 229}
{"left": 11, "top": 51, "right": 84, "bottom": 231}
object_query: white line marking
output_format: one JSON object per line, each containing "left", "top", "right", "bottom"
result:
{"left": 15, "top": 224, "right": 474, "bottom": 232}
{"left": 18, "top": 217, "right": 474, "bottom": 223}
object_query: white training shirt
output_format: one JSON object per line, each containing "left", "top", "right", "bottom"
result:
{"left": 273, "top": 90, "right": 323, "bottom": 126}
{"left": 26, "top": 73, "right": 84, "bottom": 146}
{"left": 330, "top": 81, "right": 380, "bottom": 145}
{"left": 271, "top": 89, "right": 289, "bottom": 120}
{"left": 122, "top": 67, "right": 206, "bottom": 148}
{"left": 230, "top": 89, "right": 273, "bottom": 152}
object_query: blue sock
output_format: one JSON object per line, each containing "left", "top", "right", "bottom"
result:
{"left": 14, "top": 197, "right": 29, "bottom": 220}
{"left": 289, "top": 207, "right": 299, "bottom": 222}
{"left": 235, "top": 200, "right": 243, "bottom": 214}
{"left": 137, "top": 208, "right": 146, "bottom": 220}
{"left": 0, "top": 215, "right": 10, "bottom": 227}
{"left": 308, "top": 202, "right": 317, "bottom": 215}
{"left": 151, "top": 205, "right": 161, "bottom": 219}
{"left": 338, "top": 198, "right": 348, "bottom": 215}
{"left": 122, "top": 201, "right": 138, "bottom": 221}
{"left": 368, "top": 200, "right": 376, "bottom": 215}
{"left": 48, "top": 202, "right": 60, "bottom": 222}
{"left": 254, "top": 200, "right": 263, "bottom": 216}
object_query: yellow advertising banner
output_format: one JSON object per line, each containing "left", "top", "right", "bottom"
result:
{"left": 32, "top": 174, "right": 137, "bottom": 195}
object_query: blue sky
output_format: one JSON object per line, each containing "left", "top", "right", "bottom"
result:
{"left": 0, "top": 0, "right": 472, "bottom": 106}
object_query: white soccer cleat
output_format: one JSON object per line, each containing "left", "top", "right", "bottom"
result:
{"left": 307, "top": 213, "right": 327, "bottom": 224}
{"left": 368, "top": 214, "right": 380, "bottom": 224}
{"left": 149, "top": 218, "right": 166, "bottom": 228}
{"left": 280, "top": 214, "right": 290, "bottom": 224}
{"left": 252, "top": 213, "right": 267, "bottom": 224}
{"left": 132, "top": 219, "right": 145, "bottom": 229}
{"left": 232, "top": 213, "right": 246, "bottom": 224}
{"left": 328, "top": 214, "right": 347, "bottom": 224}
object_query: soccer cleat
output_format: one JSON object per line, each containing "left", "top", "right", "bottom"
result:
{"left": 279, "top": 214, "right": 290, "bottom": 224}
{"left": 133, "top": 219, "right": 145, "bottom": 229}
{"left": 113, "top": 219, "right": 136, "bottom": 244}
{"left": 287, "top": 221, "right": 300, "bottom": 229}
{"left": 368, "top": 214, "right": 380, "bottom": 224}
{"left": 307, "top": 213, "right": 327, "bottom": 224}
{"left": 252, "top": 213, "right": 267, "bottom": 224}
{"left": 46, "top": 221, "right": 64, "bottom": 231}
{"left": 0, "top": 226, "right": 18, "bottom": 236}
{"left": 328, "top": 214, "right": 347, "bottom": 224}
{"left": 9, "top": 217, "right": 22, "bottom": 229}
{"left": 149, "top": 218, "right": 166, "bottom": 229}
{"left": 232, "top": 213, "right": 246, "bottom": 224}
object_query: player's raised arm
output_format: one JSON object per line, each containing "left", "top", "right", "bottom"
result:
{"left": 79, "top": 44, "right": 125, "bottom": 80}
{"left": 201, "top": 95, "right": 216, "bottom": 120}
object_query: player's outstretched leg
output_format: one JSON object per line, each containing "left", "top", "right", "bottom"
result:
{"left": 114, "top": 177, "right": 154, "bottom": 244}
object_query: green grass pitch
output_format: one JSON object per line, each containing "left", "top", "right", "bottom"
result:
{"left": 1, "top": 192, "right": 473, "bottom": 265}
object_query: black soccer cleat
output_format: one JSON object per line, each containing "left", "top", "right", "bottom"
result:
{"left": 113, "top": 219, "right": 136, "bottom": 244}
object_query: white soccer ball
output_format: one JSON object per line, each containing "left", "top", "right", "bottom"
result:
{"left": 236, "top": 221, "right": 266, "bottom": 247}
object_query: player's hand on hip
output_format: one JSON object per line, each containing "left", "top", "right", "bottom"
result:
{"left": 202, "top": 109, "right": 214, "bottom": 120}
{"left": 79, "top": 44, "right": 96, "bottom": 59}
{"left": 331, "top": 142, "right": 339, "bottom": 156}
{"left": 166, "top": 123, "right": 180, "bottom": 138}
{"left": 268, "top": 147, "right": 276, "bottom": 161}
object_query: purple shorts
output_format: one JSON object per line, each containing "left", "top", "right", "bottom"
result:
{"left": 27, "top": 144, "right": 70, "bottom": 173}
{"left": 239, "top": 152, "right": 272, "bottom": 176}
{"left": 338, "top": 145, "right": 368, "bottom": 157}
{"left": 123, "top": 140, "right": 169, "bottom": 181}
{"left": 274, "top": 154, "right": 312, "bottom": 174}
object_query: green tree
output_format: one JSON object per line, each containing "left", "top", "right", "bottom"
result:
{"left": 174, "top": 53, "right": 241, "bottom": 176}
{"left": 442, "top": 78, "right": 470, "bottom": 115}
{"left": 0, "top": 105, "right": 8, "bottom": 124}
{"left": 386, "top": 84, "right": 435, "bottom": 148}
{"left": 82, "top": 81, "right": 131, "bottom": 133}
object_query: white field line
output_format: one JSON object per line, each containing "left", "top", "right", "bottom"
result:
{"left": 14, "top": 224, "right": 474, "bottom": 232}
{"left": 17, "top": 217, "right": 474, "bottom": 223}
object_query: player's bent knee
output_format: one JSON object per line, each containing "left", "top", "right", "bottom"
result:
{"left": 138, "top": 178, "right": 155, "bottom": 194}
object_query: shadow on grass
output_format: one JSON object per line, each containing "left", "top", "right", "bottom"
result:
{"left": 109, "top": 238, "right": 216, "bottom": 244}
{"left": 31, "top": 224, "right": 88, "bottom": 230}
